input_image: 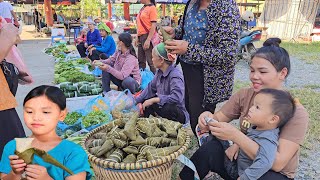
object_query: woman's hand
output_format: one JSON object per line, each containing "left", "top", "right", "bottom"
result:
{"left": 158, "top": 26, "right": 175, "bottom": 42}
{"left": 198, "top": 111, "right": 213, "bottom": 132}
{"left": 143, "top": 39, "right": 151, "bottom": 50}
{"left": 142, "top": 98, "right": 157, "bottom": 110}
{"left": 25, "top": 164, "right": 53, "bottom": 180}
{"left": 9, "top": 155, "right": 26, "bottom": 176}
{"left": 225, "top": 144, "right": 239, "bottom": 161}
{"left": 208, "top": 121, "right": 240, "bottom": 141}
{"left": 0, "top": 23, "right": 21, "bottom": 45}
{"left": 99, "top": 63, "right": 110, "bottom": 71}
{"left": 164, "top": 40, "right": 189, "bottom": 55}
{"left": 89, "top": 47, "right": 96, "bottom": 55}
{"left": 84, "top": 43, "right": 88, "bottom": 48}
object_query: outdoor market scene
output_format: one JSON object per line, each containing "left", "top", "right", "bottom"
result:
{"left": 0, "top": 0, "right": 320, "bottom": 179}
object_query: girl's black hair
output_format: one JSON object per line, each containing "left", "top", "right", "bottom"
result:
{"left": 23, "top": 85, "right": 66, "bottom": 110}
{"left": 252, "top": 38, "right": 291, "bottom": 77}
{"left": 118, "top": 32, "right": 137, "bottom": 58}
{"left": 150, "top": 0, "right": 156, "bottom": 5}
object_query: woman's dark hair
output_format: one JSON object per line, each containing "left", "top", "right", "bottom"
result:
{"left": 23, "top": 85, "right": 66, "bottom": 110}
{"left": 252, "top": 38, "right": 291, "bottom": 77}
{"left": 150, "top": 0, "right": 156, "bottom": 5}
{"left": 118, "top": 32, "right": 137, "bottom": 58}
{"left": 259, "top": 88, "right": 296, "bottom": 128}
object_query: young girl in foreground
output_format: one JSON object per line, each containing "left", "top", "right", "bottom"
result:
{"left": 0, "top": 85, "right": 92, "bottom": 180}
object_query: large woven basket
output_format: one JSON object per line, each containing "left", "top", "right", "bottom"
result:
{"left": 82, "top": 118, "right": 191, "bottom": 180}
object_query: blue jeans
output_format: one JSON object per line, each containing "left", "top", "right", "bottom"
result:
{"left": 102, "top": 71, "right": 139, "bottom": 94}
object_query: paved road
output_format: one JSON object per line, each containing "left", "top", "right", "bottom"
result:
{"left": 16, "top": 40, "right": 55, "bottom": 136}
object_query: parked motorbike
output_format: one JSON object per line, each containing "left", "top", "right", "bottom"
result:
{"left": 238, "top": 11, "right": 262, "bottom": 64}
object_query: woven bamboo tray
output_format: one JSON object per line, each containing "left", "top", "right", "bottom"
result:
{"left": 82, "top": 118, "right": 191, "bottom": 180}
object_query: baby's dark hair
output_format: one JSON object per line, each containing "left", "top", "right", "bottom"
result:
{"left": 23, "top": 85, "right": 66, "bottom": 110}
{"left": 259, "top": 88, "right": 296, "bottom": 128}
{"left": 252, "top": 38, "right": 291, "bottom": 78}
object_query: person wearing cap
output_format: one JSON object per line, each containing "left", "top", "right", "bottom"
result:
{"left": 135, "top": 43, "right": 189, "bottom": 125}
{"left": 93, "top": 32, "right": 141, "bottom": 94}
{"left": 76, "top": 19, "right": 101, "bottom": 58}
{"left": 88, "top": 23, "right": 116, "bottom": 61}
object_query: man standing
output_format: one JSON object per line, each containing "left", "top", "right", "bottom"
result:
{"left": 33, "top": 8, "right": 41, "bottom": 32}
{"left": 0, "top": 0, "right": 19, "bottom": 27}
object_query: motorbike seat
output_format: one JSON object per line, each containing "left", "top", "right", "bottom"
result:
{"left": 240, "top": 31, "right": 251, "bottom": 38}
{"left": 249, "top": 30, "right": 261, "bottom": 36}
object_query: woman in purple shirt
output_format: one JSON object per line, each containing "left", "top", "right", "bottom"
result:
{"left": 76, "top": 20, "right": 102, "bottom": 58}
{"left": 93, "top": 33, "right": 141, "bottom": 94}
{"left": 135, "top": 43, "right": 189, "bottom": 124}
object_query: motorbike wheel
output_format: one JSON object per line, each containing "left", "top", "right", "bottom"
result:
{"left": 244, "top": 44, "right": 256, "bottom": 64}
{"left": 245, "top": 43, "right": 257, "bottom": 65}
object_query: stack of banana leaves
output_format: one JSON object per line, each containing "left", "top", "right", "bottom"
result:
{"left": 85, "top": 113, "right": 187, "bottom": 163}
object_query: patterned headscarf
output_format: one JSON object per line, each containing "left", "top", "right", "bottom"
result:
{"left": 154, "top": 43, "right": 176, "bottom": 62}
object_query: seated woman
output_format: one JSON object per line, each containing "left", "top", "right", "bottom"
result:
{"left": 93, "top": 32, "right": 141, "bottom": 94}
{"left": 179, "top": 38, "right": 309, "bottom": 180}
{"left": 76, "top": 20, "right": 101, "bottom": 58}
{"left": 88, "top": 23, "right": 116, "bottom": 61}
{"left": 75, "top": 29, "right": 87, "bottom": 46}
{"left": 135, "top": 43, "right": 189, "bottom": 124}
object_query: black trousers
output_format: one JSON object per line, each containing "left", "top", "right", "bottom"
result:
{"left": 179, "top": 136, "right": 292, "bottom": 180}
{"left": 76, "top": 43, "right": 87, "bottom": 58}
{"left": 180, "top": 61, "right": 216, "bottom": 135}
{"left": 0, "top": 108, "right": 26, "bottom": 160}
{"left": 88, "top": 50, "right": 103, "bottom": 61}
{"left": 144, "top": 103, "right": 185, "bottom": 124}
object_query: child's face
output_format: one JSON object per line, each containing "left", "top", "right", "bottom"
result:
{"left": 247, "top": 93, "right": 277, "bottom": 129}
{"left": 24, "top": 96, "right": 67, "bottom": 136}
{"left": 152, "top": 49, "right": 163, "bottom": 69}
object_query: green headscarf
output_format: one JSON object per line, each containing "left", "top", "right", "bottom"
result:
{"left": 98, "top": 23, "right": 112, "bottom": 35}
{"left": 154, "top": 43, "right": 169, "bottom": 61}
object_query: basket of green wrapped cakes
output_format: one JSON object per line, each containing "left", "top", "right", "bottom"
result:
{"left": 82, "top": 113, "right": 190, "bottom": 180}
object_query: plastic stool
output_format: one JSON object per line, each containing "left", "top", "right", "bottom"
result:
{"left": 51, "top": 35, "right": 65, "bottom": 44}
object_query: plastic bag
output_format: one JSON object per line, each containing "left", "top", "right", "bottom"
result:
{"left": 0, "top": 17, "right": 33, "bottom": 85}
{"left": 105, "top": 89, "right": 136, "bottom": 111}
{"left": 140, "top": 69, "right": 154, "bottom": 90}
{"left": 83, "top": 95, "right": 111, "bottom": 115}
{"left": 56, "top": 118, "right": 82, "bottom": 137}
{"left": 92, "top": 66, "right": 102, "bottom": 77}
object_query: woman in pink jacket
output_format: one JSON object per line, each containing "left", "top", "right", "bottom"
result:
{"left": 94, "top": 33, "right": 141, "bottom": 94}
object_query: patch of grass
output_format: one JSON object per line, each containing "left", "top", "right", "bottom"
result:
{"left": 281, "top": 42, "right": 320, "bottom": 64}
{"left": 255, "top": 40, "right": 320, "bottom": 64}
{"left": 290, "top": 88, "right": 320, "bottom": 147}
{"left": 302, "top": 84, "right": 320, "bottom": 90}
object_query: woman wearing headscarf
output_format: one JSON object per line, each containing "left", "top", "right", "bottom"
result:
{"left": 135, "top": 43, "right": 189, "bottom": 124}
{"left": 88, "top": 23, "right": 116, "bottom": 61}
